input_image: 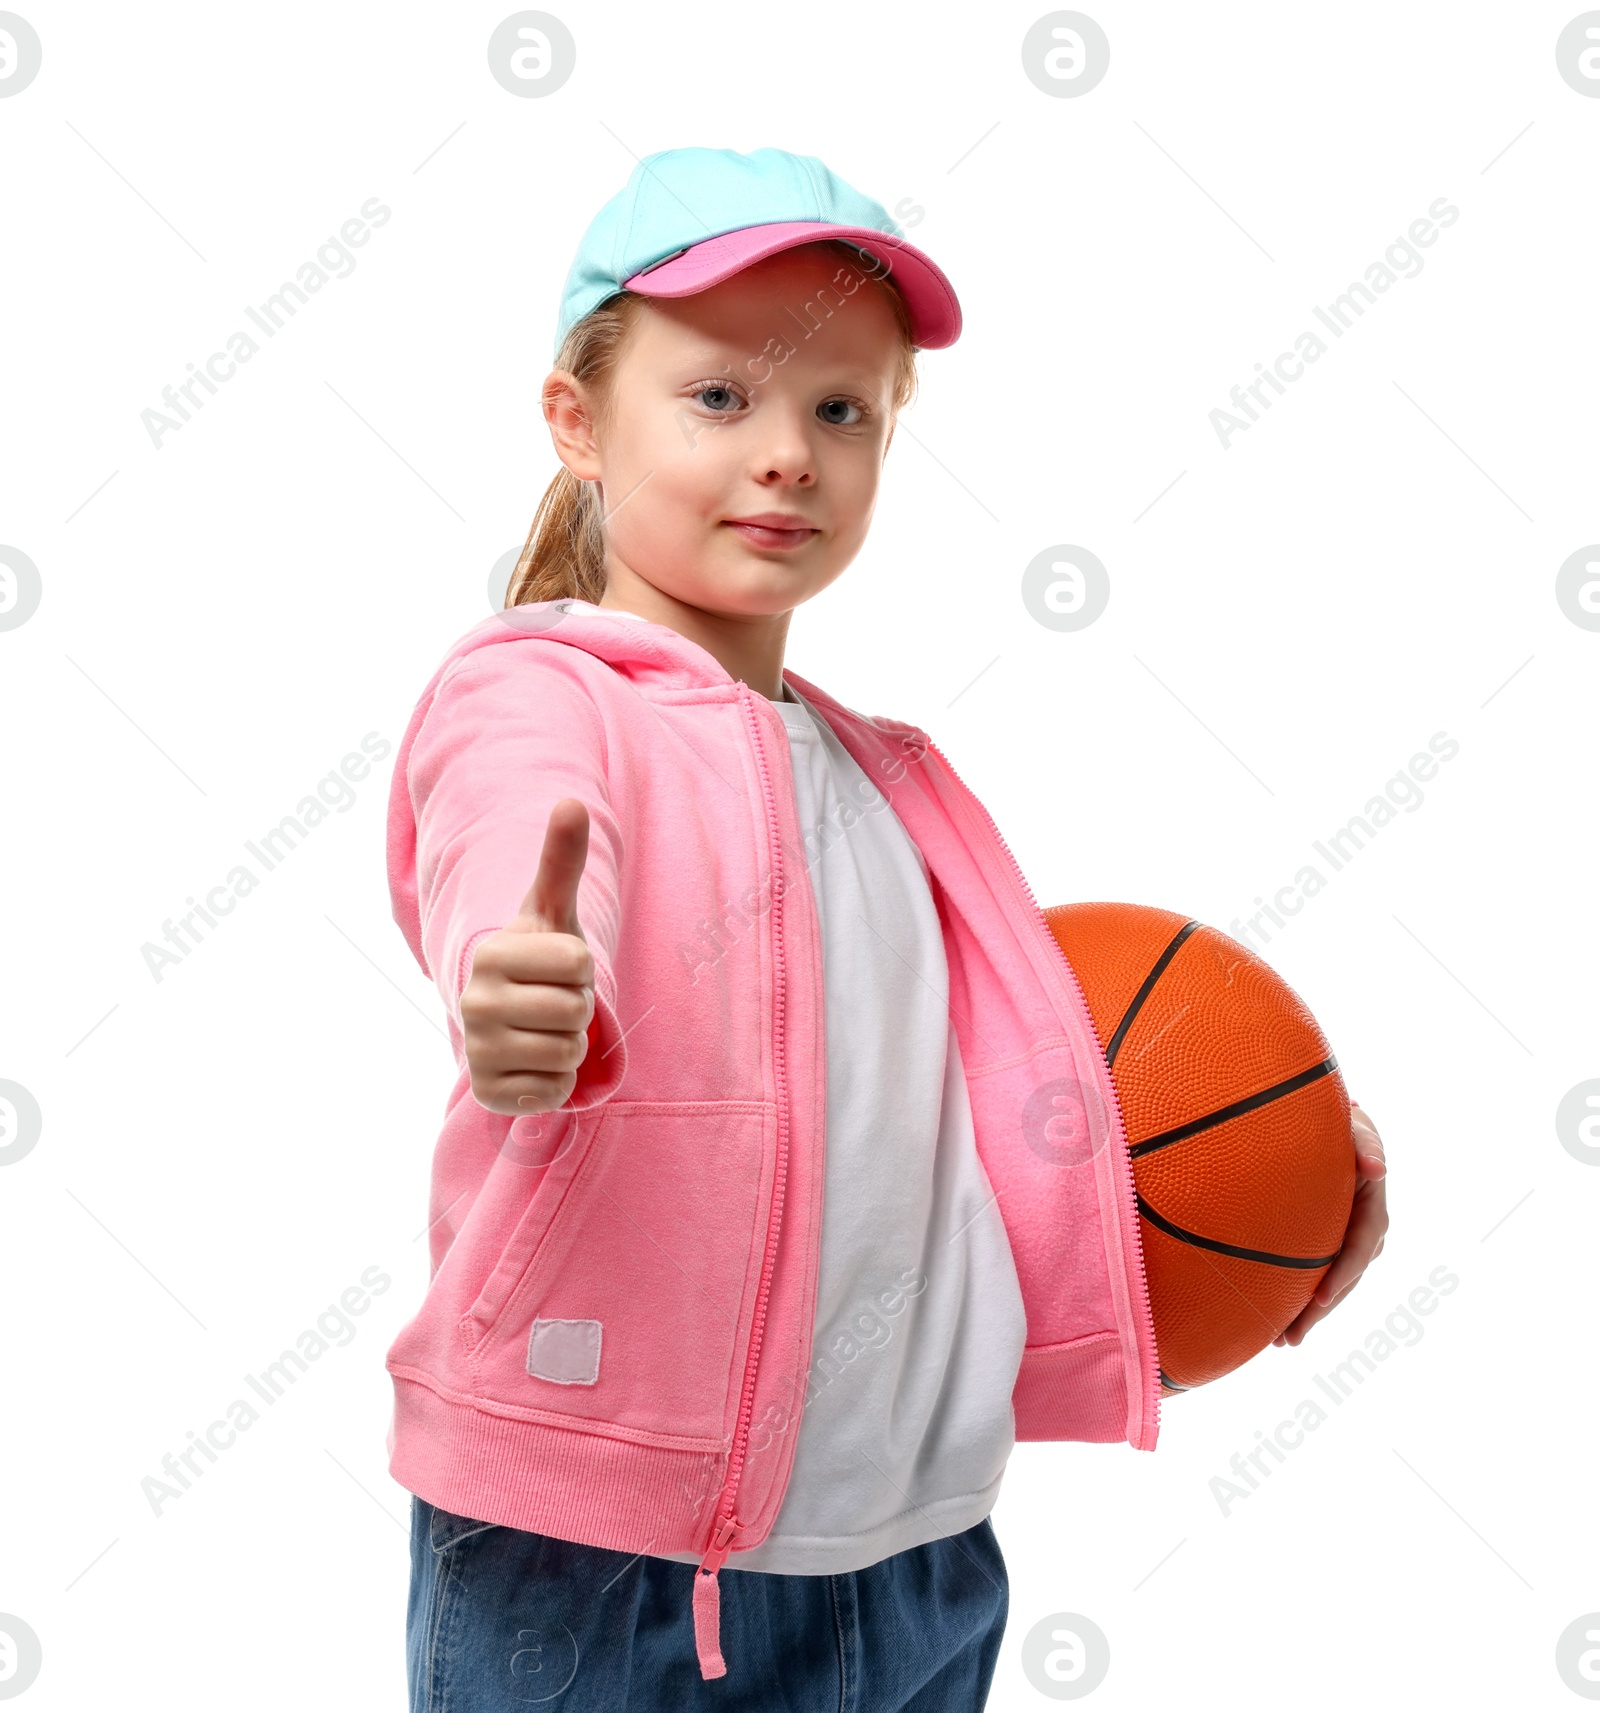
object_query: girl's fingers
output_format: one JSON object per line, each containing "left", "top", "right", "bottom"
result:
{"left": 1241, "top": 1110, "right": 1394, "bottom": 1352}
{"left": 468, "top": 1064, "right": 579, "bottom": 1116}
{"left": 1351, "top": 1105, "right": 1386, "bottom": 1172}
{"left": 506, "top": 1068, "right": 580, "bottom": 1112}
{"left": 1271, "top": 1173, "right": 1389, "bottom": 1346}
{"left": 1314, "top": 1182, "right": 1388, "bottom": 1304}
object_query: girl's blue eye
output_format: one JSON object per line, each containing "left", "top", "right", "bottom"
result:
{"left": 694, "top": 384, "right": 742, "bottom": 414}
{"left": 818, "top": 398, "right": 863, "bottom": 426}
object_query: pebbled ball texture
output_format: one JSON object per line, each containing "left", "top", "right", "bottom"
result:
{"left": 1043, "top": 901, "right": 1356, "bottom": 1394}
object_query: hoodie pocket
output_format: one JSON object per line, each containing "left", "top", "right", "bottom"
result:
{"left": 459, "top": 1108, "right": 594, "bottom": 1342}
{"left": 465, "top": 1100, "right": 773, "bottom": 1444}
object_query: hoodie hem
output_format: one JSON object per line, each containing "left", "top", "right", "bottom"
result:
{"left": 387, "top": 1371, "right": 725, "bottom": 1555}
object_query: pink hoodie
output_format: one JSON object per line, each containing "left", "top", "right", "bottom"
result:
{"left": 383, "top": 599, "right": 1161, "bottom": 1681}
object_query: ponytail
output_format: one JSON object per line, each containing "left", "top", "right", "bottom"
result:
{"left": 505, "top": 289, "right": 645, "bottom": 606}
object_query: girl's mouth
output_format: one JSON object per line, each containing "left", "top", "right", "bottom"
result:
{"left": 723, "top": 521, "right": 819, "bottom": 552}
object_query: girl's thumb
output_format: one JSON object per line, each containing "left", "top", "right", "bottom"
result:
{"left": 512, "top": 798, "right": 590, "bottom": 939}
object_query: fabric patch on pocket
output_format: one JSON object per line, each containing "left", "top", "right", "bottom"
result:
{"left": 526, "top": 1317, "right": 602, "bottom": 1385}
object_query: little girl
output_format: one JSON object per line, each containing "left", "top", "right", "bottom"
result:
{"left": 386, "top": 145, "right": 1386, "bottom": 1711}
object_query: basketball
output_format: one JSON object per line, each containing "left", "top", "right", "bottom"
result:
{"left": 1042, "top": 901, "right": 1356, "bottom": 1395}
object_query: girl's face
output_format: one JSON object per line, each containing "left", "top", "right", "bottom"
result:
{"left": 548, "top": 246, "right": 905, "bottom": 621}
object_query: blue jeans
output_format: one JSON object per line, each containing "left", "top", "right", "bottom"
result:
{"left": 406, "top": 1496, "right": 1008, "bottom": 1710}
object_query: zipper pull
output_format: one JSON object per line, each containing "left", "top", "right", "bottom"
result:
{"left": 692, "top": 1515, "right": 738, "bottom": 1680}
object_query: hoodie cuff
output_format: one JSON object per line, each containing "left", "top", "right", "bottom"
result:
{"left": 453, "top": 927, "right": 498, "bottom": 1033}
{"left": 453, "top": 928, "right": 626, "bottom": 1113}
{"left": 567, "top": 957, "right": 627, "bottom": 1112}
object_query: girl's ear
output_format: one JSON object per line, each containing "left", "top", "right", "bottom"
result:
{"left": 544, "top": 369, "right": 603, "bottom": 481}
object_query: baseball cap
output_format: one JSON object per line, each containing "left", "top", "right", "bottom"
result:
{"left": 553, "top": 146, "right": 962, "bottom": 359}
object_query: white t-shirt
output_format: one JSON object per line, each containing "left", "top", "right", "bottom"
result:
{"left": 571, "top": 607, "right": 1029, "bottom": 1575}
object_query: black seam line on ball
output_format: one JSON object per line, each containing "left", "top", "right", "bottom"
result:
{"left": 1158, "top": 1368, "right": 1190, "bottom": 1392}
{"left": 1103, "top": 919, "right": 1201, "bottom": 1069}
{"left": 1127, "top": 1056, "right": 1340, "bottom": 1158}
{"left": 1136, "top": 1192, "right": 1341, "bottom": 1269}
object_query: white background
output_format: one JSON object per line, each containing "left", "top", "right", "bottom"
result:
{"left": 2, "top": 2, "right": 1596, "bottom": 1708}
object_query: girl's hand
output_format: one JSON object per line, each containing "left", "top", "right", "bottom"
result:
{"left": 460, "top": 798, "right": 597, "bottom": 1116}
{"left": 1271, "top": 1100, "right": 1388, "bottom": 1348}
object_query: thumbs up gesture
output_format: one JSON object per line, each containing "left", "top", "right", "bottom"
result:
{"left": 460, "top": 799, "right": 598, "bottom": 1115}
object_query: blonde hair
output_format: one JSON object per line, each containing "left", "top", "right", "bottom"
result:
{"left": 505, "top": 239, "right": 922, "bottom": 608}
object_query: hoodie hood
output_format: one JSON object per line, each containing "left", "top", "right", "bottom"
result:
{"left": 386, "top": 597, "right": 921, "bottom": 988}
{"left": 450, "top": 598, "right": 768, "bottom": 695}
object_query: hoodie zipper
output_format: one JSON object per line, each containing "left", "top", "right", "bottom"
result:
{"left": 918, "top": 731, "right": 1162, "bottom": 1450}
{"left": 690, "top": 687, "right": 797, "bottom": 1680}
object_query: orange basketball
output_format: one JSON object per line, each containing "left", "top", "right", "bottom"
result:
{"left": 1042, "top": 901, "right": 1356, "bottom": 1396}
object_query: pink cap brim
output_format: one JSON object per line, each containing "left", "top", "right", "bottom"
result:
{"left": 622, "top": 221, "right": 961, "bottom": 349}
